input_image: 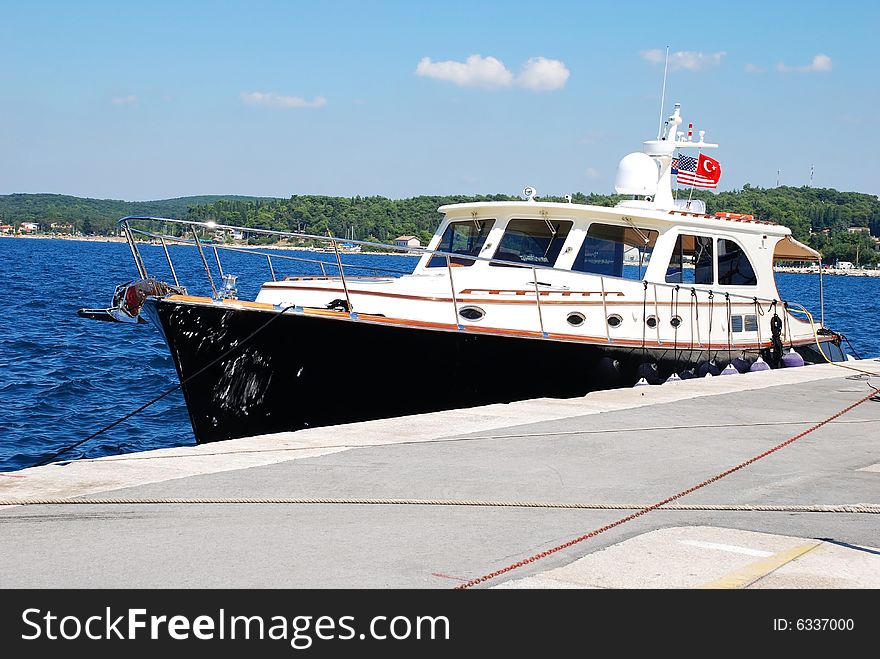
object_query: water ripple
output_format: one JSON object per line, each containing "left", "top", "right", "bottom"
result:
{"left": 0, "top": 238, "right": 875, "bottom": 471}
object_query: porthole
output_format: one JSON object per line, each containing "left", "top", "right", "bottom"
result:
{"left": 607, "top": 314, "right": 623, "bottom": 328}
{"left": 566, "top": 312, "right": 586, "bottom": 327}
{"left": 458, "top": 306, "right": 485, "bottom": 322}
{"left": 670, "top": 315, "right": 682, "bottom": 328}
{"left": 646, "top": 315, "right": 658, "bottom": 328}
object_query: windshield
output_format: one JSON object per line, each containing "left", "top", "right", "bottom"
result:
{"left": 572, "top": 223, "right": 658, "bottom": 279}
{"left": 490, "top": 219, "right": 573, "bottom": 267}
{"left": 426, "top": 219, "right": 495, "bottom": 267}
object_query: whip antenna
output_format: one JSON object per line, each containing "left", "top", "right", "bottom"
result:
{"left": 657, "top": 45, "right": 670, "bottom": 139}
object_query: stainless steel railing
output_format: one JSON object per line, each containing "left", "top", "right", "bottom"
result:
{"left": 118, "top": 216, "right": 815, "bottom": 347}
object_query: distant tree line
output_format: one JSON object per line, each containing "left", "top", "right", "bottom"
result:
{"left": 0, "top": 194, "right": 277, "bottom": 235}
{"left": 2, "top": 186, "right": 879, "bottom": 265}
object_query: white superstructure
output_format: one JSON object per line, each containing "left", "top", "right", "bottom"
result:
{"left": 254, "top": 104, "right": 821, "bottom": 354}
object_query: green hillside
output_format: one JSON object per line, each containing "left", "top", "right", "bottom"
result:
{"left": 2, "top": 186, "right": 878, "bottom": 265}
{"left": 0, "top": 193, "right": 279, "bottom": 234}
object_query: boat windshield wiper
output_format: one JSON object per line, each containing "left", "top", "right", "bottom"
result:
{"left": 623, "top": 217, "right": 651, "bottom": 246}
{"left": 543, "top": 219, "right": 558, "bottom": 258}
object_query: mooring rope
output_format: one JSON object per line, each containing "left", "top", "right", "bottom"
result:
{"left": 641, "top": 280, "right": 648, "bottom": 359}
{"left": 725, "top": 292, "right": 733, "bottom": 366}
{"left": 31, "top": 304, "right": 298, "bottom": 468}
{"left": 0, "top": 498, "right": 876, "bottom": 513}
{"left": 454, "top": 386, "right": 879, "bottom": 589}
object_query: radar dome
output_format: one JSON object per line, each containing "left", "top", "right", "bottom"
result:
{"left": 614, "top": 152, "right": 658, "bottom": 196}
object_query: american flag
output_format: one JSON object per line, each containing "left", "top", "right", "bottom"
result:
{"left": 675, "top": 153, "right": 721, "bottom": 189}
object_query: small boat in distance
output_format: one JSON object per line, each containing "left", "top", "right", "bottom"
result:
{"left": 85, "top": 103, "right": 851, "bottom": 445}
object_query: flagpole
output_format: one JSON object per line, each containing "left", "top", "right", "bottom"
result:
{"left": 687, "top": 149, "right": 702, "bottom": 205}
{"left": 673, "top": 146, "right": 679, "bottom": 202}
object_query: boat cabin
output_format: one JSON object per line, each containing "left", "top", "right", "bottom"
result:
{"left": 413, "top": 200, "right": 816, "bottom": 304}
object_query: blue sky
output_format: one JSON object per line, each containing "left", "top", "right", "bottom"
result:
{"left": 2, "top": 0, "right": 878, "bottom": 200}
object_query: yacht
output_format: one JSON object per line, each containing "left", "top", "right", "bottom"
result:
{"left": 90, "top": 103, "right": 848, "bottom": 444}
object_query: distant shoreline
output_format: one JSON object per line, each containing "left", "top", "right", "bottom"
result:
{"left": 774, "top": 265, "right": 880, "bottom": 277}
{"left": 4, "top": 235, "right": 876, "bottom": 272}
{"left": 0, "top": 233, "right": 412, "bottom": 256}
{"left": 1, "top": 233, "right": 128, "bottom": 243}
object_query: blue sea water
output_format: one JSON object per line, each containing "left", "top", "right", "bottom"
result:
{"left": 1, "top": 237, "right": 878, "bottom": 472}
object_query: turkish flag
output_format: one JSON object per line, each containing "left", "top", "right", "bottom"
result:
{"left": 697, "top": 153, "right": 722, "bottom": 186}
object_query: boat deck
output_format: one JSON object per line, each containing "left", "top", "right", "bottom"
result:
{"left": 1, "top": 360, "right": 878, "bottom": 588}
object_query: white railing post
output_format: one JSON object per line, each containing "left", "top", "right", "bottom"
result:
{"left": 159, "top": 235, "right": 179, "bottom": 286}
{"left": 600, "top": 275, "right": 610, "bottom": 342}
{"left": 532, "top": 267, "right": 546, "bottom": 337}
{"left": 190, "top": 224, "right": 218, "bottom": 298}
{"left": 266, "top": 255, "right": 277, "bottom": 281}
{"left": 653, "top": 283, "right": 662, "bottom": 345}
{"left": 447, "top": 255, "right": 462, "bottom": 328}
{"left": 330, "top": 235, "right": 354, "bottom": 315}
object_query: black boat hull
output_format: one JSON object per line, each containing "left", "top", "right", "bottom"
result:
{"left": 143, "top": 297, "right": 845, "bottom": 444}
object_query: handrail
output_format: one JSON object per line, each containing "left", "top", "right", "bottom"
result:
{"left": 118, "top": 215, "right": 798, "bottom": 308}
{"left": 126, "top": 227, "right": 412, "bottom": 277}
{"left": 116, "top": 215, "right": 832, "bottom": 353}
{"left": 532, "top": 267, "right": 546, "bottom": 337}
{"left": 190, "top": 224, "right": 217, "bottom": 298}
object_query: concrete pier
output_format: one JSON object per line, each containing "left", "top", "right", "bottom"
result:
{"left": 1, "top": 360, "right": 878, "bottom": 588}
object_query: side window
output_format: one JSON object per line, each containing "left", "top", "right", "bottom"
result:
{"left": 572, "top": 223, "right": 658, "bottom": 279}
{"left": 490, "top": 219, "right": 573, "bottom": 267}
{"left": 718, "top": 239, "right": 757, "bottom": 286}
{"left": 427, "top": 219, "right": 495, "bottom": 267}
{"left": 666, "top": 234, "right": 713, "bottom": 284}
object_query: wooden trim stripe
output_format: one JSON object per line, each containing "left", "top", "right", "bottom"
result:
{"left": 260, "top": 283, "right": 779, "bottom": 308}
{"left": 161, "top": 295, "right": 834, "bottom": 351}
{"left": 165, "top": 294, "right": 275, "bottom": 311}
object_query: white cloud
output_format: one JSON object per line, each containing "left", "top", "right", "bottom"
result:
{"left": 776, "top": 53, "right": 832, "bottom": 73}
{"left": 837, "top": 113, "right": 861, "bottom": 125}
{"left": 416, "top": 54, "right": 570, "bottom": 91}
{"left": 585, "top": 167, "right": 600, "bottom": 179}
{"left": 744, "top": 63, "right": 765, "bottom": 74}
{"left": 640, "top": 49, "right": 726, "bottom": 71}
{"left": 517, "top": 57, "right": 570, "bottom": 91}
{"left": 578, "top": 131, "right": 603, "bottom": 145}
{"left": 640, "top": 49, "right": 665, "bottom": 65}
{"left": 111, "top": 95, "right": 138, "bottom": 106}
{"left": 240, "top": 91, "right": 327, "bottom": 108}
{"left": 416, "top": 54, "right": 514, "bottom": 90}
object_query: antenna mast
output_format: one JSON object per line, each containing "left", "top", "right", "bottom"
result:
{"left": 657, "top": 45, "right": 670, "bottom": 139}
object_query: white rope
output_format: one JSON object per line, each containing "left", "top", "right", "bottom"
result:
{"left": 1, "top": 498, "right": 877, "bottom": 513}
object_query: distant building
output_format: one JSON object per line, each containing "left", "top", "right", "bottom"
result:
{"left": 847, "top": 226, "right": 870, "bottom": 235}
{"left": 19, "top": 222, "right": 39, "bottom": 233}
{"left": 215, "top": 228, "right": 246, "bottom": 241}
{"left": 50, "top": 222, "right": 74, "bottom": 232}
{"left": 393, "top": 235, "right": 421, "bottom": 248}
{"left": 0, "top": 224, "right": 13, "bottom": 234}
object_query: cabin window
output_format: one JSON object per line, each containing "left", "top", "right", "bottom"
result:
{"left": 490, "top": 219, "right": 573, "bottom": 267}
{"left": 427, "top": 219, "right": 496, "bottom": 267}
{"left": 566, "top": 312, "right": 586, "bottom": 327}
{"left": 458, "top": 306, "right": 485, "bottom": 321}
{"left": 666, "top": 234, "right": 714, "bottom": 284}
{"left": 717, "top": 239, "right": 758, "bottom": 286}
{"left": 571, "top": 223, "right": 658, "bottom": 279}
{"left": 731, "top": 314, "right": 759, "bottom": 332}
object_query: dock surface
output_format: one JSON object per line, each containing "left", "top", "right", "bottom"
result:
{"left": 1, "top": 360, "right": 878, "bottom": 588}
